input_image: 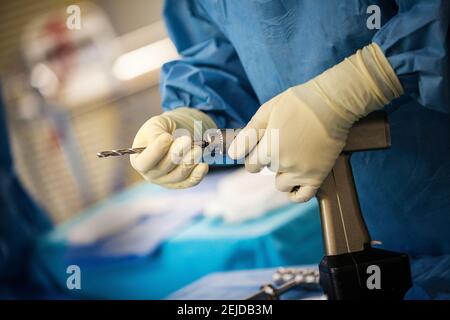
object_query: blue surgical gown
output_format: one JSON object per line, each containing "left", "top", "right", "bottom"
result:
{"left": 160, "top": 0, "right": 450, "bottom": 257}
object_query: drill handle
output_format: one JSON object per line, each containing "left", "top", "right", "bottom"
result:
{"left": 317, "top": 111, "right": 391, "bottom": 256}
{"left": 317, "top": 154, "right": 371, "bottom": 256}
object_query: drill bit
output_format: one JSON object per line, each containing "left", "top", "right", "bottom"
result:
{"left": 97, "top": 147, "right": 147, "bottom": 158}
{"left": 97, "top": 141, "right": 208, "bottom": 158}
{"left": 97, "top": 129, "right": 240, "bottom": 159}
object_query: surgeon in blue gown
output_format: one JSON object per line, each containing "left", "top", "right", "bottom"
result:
{"left": 130, "top": 0, "right": 450, "bottom": 298}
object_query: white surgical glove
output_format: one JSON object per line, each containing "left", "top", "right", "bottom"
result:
{"left": 130, "top": 107, "right": 216, "bottom": 189}
{"left": 228, "top": 43, "right": 403, "bottom": 202}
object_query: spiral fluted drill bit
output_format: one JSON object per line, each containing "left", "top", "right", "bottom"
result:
{"left": 97, "top": 147, "right": 147, "bottom": 158}
{"left": 97, "top": 129, "right": 239, "bottom": 158}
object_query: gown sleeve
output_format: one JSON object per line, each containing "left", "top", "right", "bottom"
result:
{"left": 373, "top": 0, "right": 449, "bottom": 114}
{"left": 160, "top": 0, "right": 259, "bottom": 128}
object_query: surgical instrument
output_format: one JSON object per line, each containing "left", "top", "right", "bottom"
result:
{"left": 246, "top": 268, "right": 320, "bottom": 300}
{"left": 316, "top": 111, "right": 412, "bottom": 300}
{"left": 97, "top": 129, "right": 239, "bottom": 158}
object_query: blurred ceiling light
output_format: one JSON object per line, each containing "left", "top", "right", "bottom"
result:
{"left": 30, "top": 63, "right": 60, "bottom": 97}
{"left": 112, "top": 38, "right": 179, "bottom": 81}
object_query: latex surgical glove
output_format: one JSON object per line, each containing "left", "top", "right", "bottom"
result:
{"left": 228, "top": 43, "right": 403, "bottom": 202}
{"left": 130, "top": 107, "right": 216, "bottom": 189}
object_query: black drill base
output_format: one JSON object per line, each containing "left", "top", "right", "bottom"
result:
{"left": 319, "top": 247, "right": 412, "bottom": 300}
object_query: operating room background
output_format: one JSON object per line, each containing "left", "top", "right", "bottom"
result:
{"left": 0, "top": 0, "right": 172, "bottom": 222}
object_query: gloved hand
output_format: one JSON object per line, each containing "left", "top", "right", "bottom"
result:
{"left": 130, "top": 107, "right": 216, "bottom": 188}
{"left": 228, "top": 43, "right": 403, "bottom": 202}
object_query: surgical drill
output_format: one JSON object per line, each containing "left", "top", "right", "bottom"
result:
{"left": 98, "top": 112, "right": 412, "bottom": 300}
{"left": 245, "top": 112, "right": 412, "bottom": 300}
{"left": 314, "top": 111, "right": 412, "bottom": 300}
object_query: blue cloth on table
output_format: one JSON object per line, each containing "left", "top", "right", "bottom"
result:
{"left": 57, "top": 185, "right": 211, "bottom": 262}
{"left": 32, "top": 173, "right": 323, "bottom": 299}
{"left": 169, "top": 255, "right": 450, "bottom": 300}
